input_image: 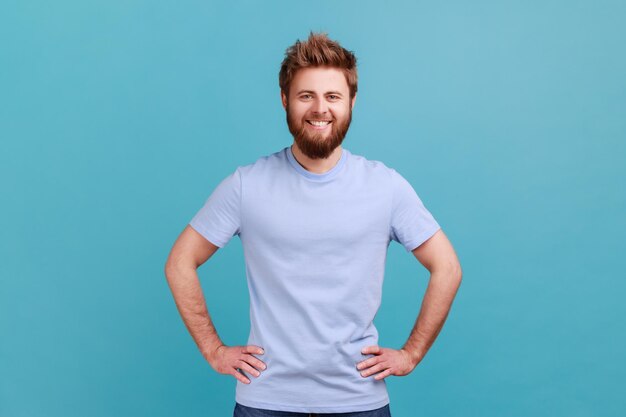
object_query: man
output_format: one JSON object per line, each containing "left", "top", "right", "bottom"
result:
{"left": 165, "top": 32, "right": 462, "bottom": 417}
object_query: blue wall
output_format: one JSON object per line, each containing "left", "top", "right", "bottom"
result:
{"left": 1, "top": 1, "right": 624, "bottom": 416}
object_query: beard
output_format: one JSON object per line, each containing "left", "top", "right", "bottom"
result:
{"left": 285, "top": 102, "right": 352, "bottom": 160}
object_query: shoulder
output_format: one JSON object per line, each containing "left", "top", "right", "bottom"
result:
{"left": 345, "top": 148, "right": 397, "bottom": 180}
{"left": 233, "top": 147, "right": 287, "bottom": 179}
{"left": 346, "top": 150, "right": 420, "bottom": 198}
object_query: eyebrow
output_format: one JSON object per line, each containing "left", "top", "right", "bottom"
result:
{"left": 296, "top": 90, "right": 344, "bottom": 96}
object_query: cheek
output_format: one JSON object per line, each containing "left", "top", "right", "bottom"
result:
{"left": 331, "top": 104, "right": 350, "bottom": 116}
{"left": 287, "top": 106, "right": 304, "bottom": 121}
{"left": 332, "top": 111, "right": 347, "bottom": 122}
{"left": 296, "top": 110, "right": 309, "bottom": 119}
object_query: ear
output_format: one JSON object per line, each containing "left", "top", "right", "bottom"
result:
{"left": 281, "top": 90, "right": 287, "bottom": 110}
{"left": 350, "top": 93, "right": 357, "bottom": 110}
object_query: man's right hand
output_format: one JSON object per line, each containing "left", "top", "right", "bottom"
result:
{"left": 205, "top": 344, "right": 267, "bottom": 384}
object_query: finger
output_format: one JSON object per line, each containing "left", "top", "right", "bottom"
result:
{"left": 362, "top": 345, "right": 380, "bottom": 355}
{"left": 237, "top": 360, "right": 262, "bottom": 378}
{"left": 245, "top": 345, "right": 265, "bottom": 355}
{"left": 356, "top": 357, "right": 378, "bottom": 370}
{"left": 374, "top": 368, "right": 393, "bottom": 380}
{"left": 244, "top": 354, "right": 267, "bottom": 371}
{"left": 231, "top": 368, "right": 251, "bottom": 384}
{"left": 361, "top": 362, "right": 386, "bottom": 377}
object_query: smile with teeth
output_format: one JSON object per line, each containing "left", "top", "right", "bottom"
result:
{"left": 307, "top": 120, "right": 332, "bottom": 127}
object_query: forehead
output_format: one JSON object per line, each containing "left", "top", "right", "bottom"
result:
{"left": 290, "top": 66, "right": 349, "bottom": 94}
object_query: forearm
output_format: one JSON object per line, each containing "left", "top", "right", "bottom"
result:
{"left": 165, "top": 264, "right": 224, "bottom": 361}
{"left": 401, "top": 267, "right": 462, "bottom": 364}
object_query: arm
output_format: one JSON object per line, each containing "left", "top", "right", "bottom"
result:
{"left": 401, "top": 228, "right": 463, "bottom": 365}
{"left": 164, "top": 225, "right": 267, "bottom": 384}
{"left": 358, "top": 228, "right": 462, "bottom": 380}
{"left": 164, "top": 225, "right": 224, "bottom": 361}
{"left": 165, "top": 225, "right": 267, "bottom": 384}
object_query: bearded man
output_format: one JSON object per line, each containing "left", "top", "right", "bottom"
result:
{"left": 165, "top": 31, "right": 462, "bottom": 417}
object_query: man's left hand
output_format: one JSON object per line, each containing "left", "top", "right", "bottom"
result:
{"left": 356, "top": 346, "right": 420, "bottom": 380}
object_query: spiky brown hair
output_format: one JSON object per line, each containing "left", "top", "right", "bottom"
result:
{"left": 279, "top": 31, "right": 358, "bottom": 100}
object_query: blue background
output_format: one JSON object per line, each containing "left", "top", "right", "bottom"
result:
{"left": 1, "top": 1, "right": 624, "bottom": 416}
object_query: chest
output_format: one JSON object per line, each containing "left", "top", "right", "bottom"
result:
{"left": 241, "top": 180, "right": 391, "bottom": 251}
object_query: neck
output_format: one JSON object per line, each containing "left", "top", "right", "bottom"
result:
{"left": 290, "top": 143, "right": 343, "bottom": 174}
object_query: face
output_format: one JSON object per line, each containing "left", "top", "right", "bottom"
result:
{"left": 281, "top": 66, "right": 356, "bottom": 159}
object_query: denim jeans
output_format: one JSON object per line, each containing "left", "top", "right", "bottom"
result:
{"left": 233, "top": 402, "right": 392, "bottom": 417}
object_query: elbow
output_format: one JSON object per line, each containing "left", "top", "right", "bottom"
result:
{"left": 164, "top": 261, "right": 173, "bottom": 281}
{"left": 455, "top": 264, "right": 463, "bottom": 286}
{"left": 450, "top": 260, "right": 462, "bottom": 282}
{"left": 433, "top": 260, "right": 462, "bottom": 284}
{"left": 453, "top": 261, "right": 462, "bottom": 279}
{"left": 164, "top": 251, "right": 183, "bottom": 280}
{"left": 164, "top": 259, "right": 180, "bottom": 282}
{"left": 453, "top": 263, "right": 463, "bottom": 292}
{"left": 164, "top": 257, "right": 197, "bottom": 282}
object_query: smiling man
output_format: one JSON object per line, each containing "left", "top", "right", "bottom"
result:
{"left": 165, "top": 32, "right": 462, "bottom": 417}
{"left": 284, "top": 65, "right": 353, "bottom": 162}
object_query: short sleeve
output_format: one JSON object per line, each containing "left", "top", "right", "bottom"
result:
{"left": 189, "top": 168, "right": 241, "bottom": 248}
{"left": 389, "top": 168, "right": 441, "bottom": 252}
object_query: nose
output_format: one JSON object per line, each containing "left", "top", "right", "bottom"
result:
{"left": 311, "top": 97, "right": 329, "bottom": 115}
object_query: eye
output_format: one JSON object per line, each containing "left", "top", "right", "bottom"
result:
{"left": 300, "top": 94, "right": 313, "bottom": 99}
{"left": 328, "top": 95, "right": 339, "bottom": 100}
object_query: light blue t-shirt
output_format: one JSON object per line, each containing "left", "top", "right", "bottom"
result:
{"left": 189, "top": 145, "right": 441, "bottom": 413}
